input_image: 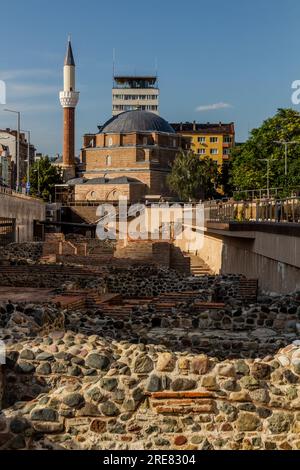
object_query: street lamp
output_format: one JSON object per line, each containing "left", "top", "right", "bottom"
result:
{"left": 21, "top": 130, "right": 31, "bottom": 194}
{"left": 273, "top": 140, "right": 300, "bottom": 176}
{"left": 4, "top": 109, "right": 21, "bottom": 191}
{"left": 33, "top": 157, "right": 40, "bottom": 196}
{"left": 259, "top": 157, "right": 276, "bottom": 199}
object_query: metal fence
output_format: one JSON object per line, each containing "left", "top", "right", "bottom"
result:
{"left": 233, "top": 188, "right": 300, "bottom": 201}
{"left": 0, "top": 185, "right": 40, "bottom": 201}
{"left": 206, "top": 197, "right": 300, "bottom": 224}
{"left": 0, "top": 217, "right": 15, "bottom": 246}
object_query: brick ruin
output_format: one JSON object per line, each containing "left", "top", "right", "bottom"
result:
{"left": 0, "top": 239, "right": 299, "bottom": 450}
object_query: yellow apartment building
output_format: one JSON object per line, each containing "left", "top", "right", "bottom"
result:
{"left": 171, "top": 121, "right": 235, "bottom": 165}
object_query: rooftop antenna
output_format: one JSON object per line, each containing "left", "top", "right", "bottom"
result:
{"left": 68, "top": 33, "right": 71, "bottom": 43}
{"left": 113, "top": 48, "right": 116, "bottom": 81}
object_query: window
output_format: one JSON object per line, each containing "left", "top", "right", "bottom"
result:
{"left": 106, "top": 155, "right": 112, "bottom": 166}
{"left": 210, "top": 137, "right": 218, "bottom": 143}
{"left": 210, "top": 149, "right": 218, "bottom": 155}
{"left": 223, "top": 148, "right": 230, "bottom": 155}
{"left": 198, "top": 149, "right": 206, "bottom": 155}
{"left": 224, "top": 136, "right": 232, "bottom": 143}
{"left": 198, "top": 137, "right": 206, "bottom": 143}
{"left": 143, "top": 137, "right": 148, "bottom": 146}
{"left": 108, "top": 138, "right": 113, "bottom": 147}
{"left": 173, "top": 139, "right": 177, "bottom": 148}
{"left": 137, "top": 150, "right": 145, "bottom": 162}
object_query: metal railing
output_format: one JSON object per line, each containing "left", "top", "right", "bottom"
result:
{"left": 0, "top": 185, "right": 41, "bottom": 202}
{"left": 0, "top": 217, "right": 15, "bottom": 246}
{"left": 233, "top": 187, "right": 300, "bottom": 201}
{"left": 59, "top": 200, "right": 132, "bottom": 208}
{"left": 206, "top": 197, "right": 300, "bottom": 224}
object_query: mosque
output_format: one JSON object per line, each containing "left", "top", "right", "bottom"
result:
{"left": 56, "top": 39, "right": 182, "bottom": 204}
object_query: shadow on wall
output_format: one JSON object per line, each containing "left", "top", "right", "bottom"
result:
{"left": 220, "top": 236, "right": 300, "bottom": 295}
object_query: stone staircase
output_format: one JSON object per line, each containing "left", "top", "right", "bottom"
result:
{"left": 115, "top": 240, "right": 154, "bottom": 262}
{"left": 188, "top": 254, "right": 212, "bottom": 277}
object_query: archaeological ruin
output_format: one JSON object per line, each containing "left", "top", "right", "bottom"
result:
{"left": 0, "top": 236, "right": 300, "bottom": 451}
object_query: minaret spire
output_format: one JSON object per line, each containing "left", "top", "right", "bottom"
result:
{"left": 59, "top": 36, "right": 79, "bottom": 180}
{"left": 65, "top": 37, "right": 75, "bottom": 66}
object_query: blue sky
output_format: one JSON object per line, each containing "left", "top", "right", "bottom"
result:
{"left": 0, "top": 0, "right": 299, "bottom": 156}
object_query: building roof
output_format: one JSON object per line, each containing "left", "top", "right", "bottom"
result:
{"left": 65, "top": 40, "right": 75, "bottom": 66}
{"left": 53, "top": 155, "right": 80, "bottom": 165}
{"left": 67, "top": 177, "right": 87, "bottom": 185}
{"left": 171, "top": 122, "right": 235, "bottom": 135}
{"left": 114, "top": 75, "right": 157, "bottom": 81}
{"left": 100, "top": 110, "right": 175, "bottom": 134}
{"left": 109, "top": 176, "right": 141, "bottom": 184}
{"left": 67, "top": 176, "right": 142, "bottom": 186}
{"left": 84, "top": 177, "right": 107, "bottom": 185}
{"left": 84, "top": 176, "right": 141, "bottom": 185}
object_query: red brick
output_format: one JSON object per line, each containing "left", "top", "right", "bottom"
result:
{"left": 174, "top": 436, "right": 188, "bottom": 446}
{"left": 151, "top": 391, "right": 214, "bottom": 399}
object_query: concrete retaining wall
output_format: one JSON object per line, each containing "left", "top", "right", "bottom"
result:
{"left": 0, "top": 193, "right": 45, "bottom": 242}
{"left": 175, "top": 227, "right": 300, "bottom": 295}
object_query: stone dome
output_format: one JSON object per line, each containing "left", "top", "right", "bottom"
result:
{"left": 99, "top": 110, "right": 175, "bottom": 134}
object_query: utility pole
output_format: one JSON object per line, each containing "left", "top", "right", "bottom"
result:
{"left": 259, "top": 157, "right": 275, "bottom": 199}
{"left": 37, "top": 157, "right": 40, "bottom": 196}
{"left": 274, "top": 140, "right": 300, "bottom": 176}
{"left": 4, "top": 109, "right": 21, "bottom": 191}
{"left": 22, "top": 130, "right": 31, "bottom": 194}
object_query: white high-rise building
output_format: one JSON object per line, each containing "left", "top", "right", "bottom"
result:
{"left": 112, "top": 75, "right": 159, "bottom": 116}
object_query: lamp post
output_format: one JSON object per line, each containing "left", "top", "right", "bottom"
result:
{"left": 274, "top": 140, "right": 300, "bottom": 176}
{"left": 34, "top": 157, "right": 40, "bottom": 196}
{"left": 259, "top": 157, "right": 276, "bottom": 199}
{"left": 4, "top": 109, "right": 21, "bottom": 191}
{"left": 21, "top": 130, "right": 31, "bottom": 194}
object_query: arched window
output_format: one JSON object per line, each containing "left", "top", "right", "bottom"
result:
{"left": 108, "top": 137, "right": 113, "bottom": 147}
{"left": 106, "top": 155, "right": 112, "bottom": 166}
{"left": 136, "top": 150, "right": 145, "bottom": 162}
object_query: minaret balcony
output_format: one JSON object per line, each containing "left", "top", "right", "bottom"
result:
{"left": 60, "top": 91, "right": 79, "bottom": 108}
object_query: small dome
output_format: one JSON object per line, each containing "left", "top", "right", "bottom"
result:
{"left": 100, "top": 110, "right": 175, "bottom": 134}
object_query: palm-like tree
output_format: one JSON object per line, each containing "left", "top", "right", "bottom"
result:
{"left": 167, "top": 151, "right": 218, "bottom": 201}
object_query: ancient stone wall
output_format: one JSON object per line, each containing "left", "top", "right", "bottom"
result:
{"left": 0, "top": 243, "right": 43, "bottom": 263}
{"left": 0, "top": 244, "right": 299, "bottom": 451}
{"left": 1, "top": 325, "right": 300, "bottom": 450}
{"left": 0, "top": 366, "right": 3, "bottom": 411}
{"left": 0, "top": 265, "right": 105, "bottom": 290}
{"left": 63, "top": 290, "right": 300, "bottom": 360}
{"left": 106, "top": 268, "right": 241, "bottom": 299}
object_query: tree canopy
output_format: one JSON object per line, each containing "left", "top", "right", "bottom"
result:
{"left": 29, "top": 156, "right": 63, "bottom": 202}
{"left": 167, "top": 151, "right": 218, "bottom": 201}
{"left": 230, "top": 108, "right": 300, "bottom": 195}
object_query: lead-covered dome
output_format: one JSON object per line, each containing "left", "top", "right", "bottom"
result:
{"left": 99, "top": 110, "right": 175, "bottom": 134}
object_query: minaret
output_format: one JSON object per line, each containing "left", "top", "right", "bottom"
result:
{"left": 59, "top": 37, "right": 79, "bottom": 180}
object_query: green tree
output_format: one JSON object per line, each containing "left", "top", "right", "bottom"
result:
{"left": 29, "top": 156, "right": 63, "bottom": 202}
{"left": 167, "top": 151, "right": 218, "bottom": 201}
{"left": 230, "top": 108, "right": 300, "bottom": 196}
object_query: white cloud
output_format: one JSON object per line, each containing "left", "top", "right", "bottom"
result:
{"left": 0, "top": 102, "right": 58, "bottom": 114}
{"left": 8, "top": 83, "right": 58, "bottom": 97}
{"left": 0, "top": 69, "right": 58, "bottom": 80}
{"left": 195, "top": 102, "right": 233, "bottom": 112}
